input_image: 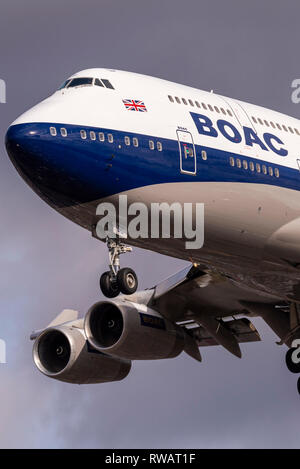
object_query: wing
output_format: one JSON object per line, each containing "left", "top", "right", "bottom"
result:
{"left": 30, "top": 309, "right": 79, "bottom": 340}
{"left": 131, "top": 264, "right": 297, "bottom": 357}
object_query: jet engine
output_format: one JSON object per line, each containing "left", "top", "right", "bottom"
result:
{"left": 84, "top": 300, "right": 185, "bottom": 360}
{"left": 33, "top": 323, "right": 131, "bottom": 384}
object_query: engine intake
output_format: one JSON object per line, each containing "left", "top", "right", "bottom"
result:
{"left": 38, "top": 329, "right": 71, "bottom": 373}
{"left": 84, "top": 300, "right": 185, "bottom": 360}
{"left": 33, "top": 325, "right": 131, "bottom": 384}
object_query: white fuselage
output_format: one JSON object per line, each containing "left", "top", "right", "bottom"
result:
{"left": 6, "top": 68, "right": 300, "bottom": 301}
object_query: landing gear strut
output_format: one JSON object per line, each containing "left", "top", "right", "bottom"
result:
{"left": 99, "top": 237, "right": 138, "bottom": 298}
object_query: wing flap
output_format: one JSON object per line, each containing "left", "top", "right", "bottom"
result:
{"left": 187, "top": 318, "right": 261, "bottom": 347}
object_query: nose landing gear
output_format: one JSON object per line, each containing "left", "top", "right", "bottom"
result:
{"left": 99, "top": 237, "right": 138, "bottom": 298}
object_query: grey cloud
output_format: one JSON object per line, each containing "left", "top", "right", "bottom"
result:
{"left": 0, "top": 0, "right": 300, "bottom": 448}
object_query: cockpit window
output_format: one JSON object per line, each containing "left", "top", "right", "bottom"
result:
{"left": 58, "top": 76, "right": 115, "bottom": 90}
{"left": 58, "top": 79, "right": 71, "bottom": 89}
{"left": 67, "top": 77, "right": 93, "bottom": 88}
{"left": 95, "top": 78, "right": 104, "bottom": 87}
{"left": 101, "top": 79, "right": 114, "bottom": 89}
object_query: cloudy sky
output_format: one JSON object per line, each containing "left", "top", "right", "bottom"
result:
{"left": 0, "top": 0, "right": 300, "bottom": 449}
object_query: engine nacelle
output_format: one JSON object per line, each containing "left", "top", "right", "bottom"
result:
{"left": 84, "top": 300, "right": 185, "bottom": 360}
{"left": 33, "top": 324, "right": 131, "bottom": 384}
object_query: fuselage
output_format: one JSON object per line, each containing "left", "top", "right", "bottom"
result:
{"left": 6, "top": 68, "right": 300, "bottom": 302}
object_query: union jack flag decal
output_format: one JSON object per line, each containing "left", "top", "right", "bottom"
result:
{"left": 122, "top": 99, "right": 147, "bottom": 112}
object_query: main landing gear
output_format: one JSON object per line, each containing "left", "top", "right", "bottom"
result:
{"left": 99, "top": 237, "right": 138, "bottom": 298}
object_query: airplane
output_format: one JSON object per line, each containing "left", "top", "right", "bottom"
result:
{"left": 5, "top": 68, "right": 300, "bottom": 391}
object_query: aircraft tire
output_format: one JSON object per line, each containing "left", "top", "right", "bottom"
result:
{"left": 117, "top": 268, "right": 138, "bottom": 295}
{"left": 100, "top": 271, "right": 120, "bottom": 298}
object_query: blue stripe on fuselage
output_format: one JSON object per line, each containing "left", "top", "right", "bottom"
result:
{"left": 5, "top": 122, "right": 300, "bottom": 209}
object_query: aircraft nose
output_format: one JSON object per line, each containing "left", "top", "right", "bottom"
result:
{"left": 6, "top": 123, "right": 27, "bottom": 155}
{"left": 5, "top": 122, "right": 110, "bottom": 207}
{"left": 5, "top": 122, "right": 54, "bottom": 200}
{"left": 5, "top": 124, "right": 20, "bottom": 148}
{"left": 5, "top": 122, "right": 81, "bottom": 204}
{"left": 5, "top": 123, "right": 46, "bottom": 171}
{"left": 5, "top": 125, "right": 20, "bottom": 165}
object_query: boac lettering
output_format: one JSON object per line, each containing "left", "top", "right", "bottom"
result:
{"left": 190, "top": 112, "right": 288, "bottom": 156}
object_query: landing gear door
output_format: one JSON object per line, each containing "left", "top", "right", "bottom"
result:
{"left": 177, "top": 129, "right": 196, "bottom": 175}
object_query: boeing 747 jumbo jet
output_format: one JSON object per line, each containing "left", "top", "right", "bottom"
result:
{"left": 5, "top": 68, "right": 300, "bottom": 392}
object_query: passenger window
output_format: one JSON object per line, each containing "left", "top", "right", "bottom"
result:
{"left": 214, "top": 106, "right": 220, "bottom": 113}
{"left": 243, "top": 160, "right": 248, "bottom": 170}
{"left": 270, "top": 122, "right": 276, "bottom": 128}
{"left": 149, "top": 140, "right": 155, "bottom": 150}
{"left": 221, "top": 108, "right": 226, "bottom": 115}
{"left": 227, "top": 110, "right": 232, "bottom": 116}
{"left": 157, "top": 142, "right": 163, "bottom": 151}
{"left": 276, "top": 123, "right": 282, "bottom": 130}
{"left": 282, "top": 125, "right": 288, "bottom": 132}
{"left": 188, "top": 99, "right": 194, "bottom": 107}
{"left": 236, "top": 158, "right": 241, "bottom": 168}
{"left": 256, "top": 163, "right": 261, "bottom": 173}
{"left": 262, "top": 165, "right": 267, "bottom": 174}
{"left": 94, "top": 78, "right": 104, "bottom": 87}
{"left": 108, "top": 133, "right": 113, "bottom": 143}
{"left": 133, "top": 137, "right": 138, "bottom": 147}
{"left": 125, "top": 136, "right": 130, "bottom": 146}
{"left": 60, "top": 127, "right": 67, "bottom": 137}
{"left": 202, "top": 150, "right": 207, "bottom": 160}
{"left": 101, "top": 79, "right": 114, "bottom": 89}
{"left": 249, "top": 161, "right": 254, "bottom": 171}
{"left": 264, "top": 120, "right": 269, "bottom": 127}
{"left": 175, "top": 97, "right": 181, "bottom": 104}
{"left": 168, "top": 95, "right": 174, "bottom": 102}
{"left": 90, "top": 131, "right": 96, "bottom": 140}
{"left": 229, "top": 156, "right": 235, "bottom": 166}
{"left": 288, "top": 126, "right": 294, "bottom": 133}
{"left": 80, "top": 130, "right": 87, "bottom": 139}
{"left": 252, "top": 117, "right": 257, "bottom": 123}
{"left": 258, "top": 118, "right": 263, "bottom": 125}
{"left": 268, "top": 166, "right": 273, "bottom": 176}
{"left": 195, "top": 101, "right": 201, "bottom": 108}
{"left": 182, "top": 98, "right": 187, "bottom": 105}
{"left": 99, "top": 132, "right": 105, "bottom": 142}
{"left": 50, "top": 126, "right": 57, "bottom": 136}
{"left": 201, "top": 103, "right": 207, "bottom": 110}
{"left": 295, "top": 128, "right": 300, "bottom": 135}
{"left": 208, "top": 104, "right": 213, "bottom": 112}
{"left": 274, "top": 168, "right": 280, "bottom": 177}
